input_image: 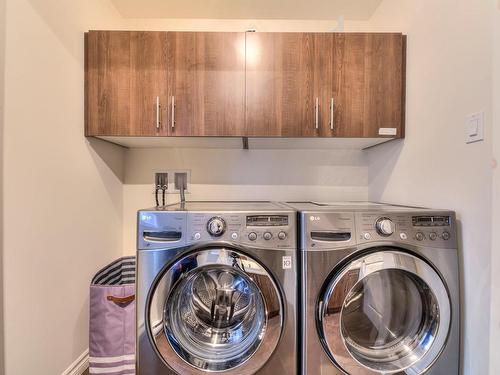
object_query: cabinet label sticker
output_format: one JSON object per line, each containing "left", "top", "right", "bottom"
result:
{"left": 282, "top": 256, "right": 292, "bottom": 269}
{"left": 378, "top": 127, "right": 397, "bottom": 136}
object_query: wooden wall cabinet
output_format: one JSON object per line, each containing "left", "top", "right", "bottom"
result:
{"left": 85, "top": 31, "right": 169, "bottom": 136}
{"left": 245, "top": 33, "right": 333, "bottom": 137}
{"left": 331, "top": 33, "right": 405, "bottom": 138}
{"left": 167, "top": 32, "right": 246, "bottom": 136}
{"left": 85, "top": 31, "right": 406, "bottom": 142}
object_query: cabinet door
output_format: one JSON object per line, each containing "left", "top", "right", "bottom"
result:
{"left": 167, "top": 32, "right": 246, "bottom": 136}
{"left": 332, "top": 33, "right": 405, "bottom": 138}
{"left": 85, "top": 31, "right": 168, "bottom": 136}
{"left": 245, "top": 33, "right": 332, "bottom": 137}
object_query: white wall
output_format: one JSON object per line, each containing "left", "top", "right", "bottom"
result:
{"left": 365, "top": 1, "right": 494, "bottom": 374}
{"left": 122, "top": 17, "right": 367, "bottom": 32}
{"left": 1, "top": 5, "right": 373, "bottom": 372}
{"left": 2, "top": 0, "right": 125, "bottom": 373}
{"left": 0, "top": 0, "right": 5, "bottom": 372}
{"left": 3, "top": 1, "right": 498, "bottom": 374}
{"left": 490, "top": 1, "right": 500, "bottom": 373}
{"left": 122, "top": 148, "right": 368, "bottom": 253}
{"left": 118, "top": 6, "right": 498, "bottom": 374}
{"left": 118, "top": 17, "right": 376, "bottom": 255}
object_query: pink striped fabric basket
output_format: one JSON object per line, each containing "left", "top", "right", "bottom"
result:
{"left": 89, "top": 257, "right": 136, "bottom": 375}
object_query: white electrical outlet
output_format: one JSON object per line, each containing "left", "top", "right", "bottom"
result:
{"left": 465, "top": 112, "right": 484, "bottom": 144}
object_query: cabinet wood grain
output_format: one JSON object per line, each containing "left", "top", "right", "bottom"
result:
{"left": 245, "top": 33, "right": 332, "bottom": 137}
{"left": 331, "top": 33, "right": 405, "bottom": 137}
{"left": 85, "top": 31, "right": 168, "bottom": 136}
{"left": 167, "top": 32, "right": 246, "bottom": 136}
{"left": 85, "top": 31, "right": 406, "bottom": 140}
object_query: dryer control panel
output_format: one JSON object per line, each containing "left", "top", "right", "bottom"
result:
{"left": 300, "top": 209, "right": 457, "bottom": 250}
{"left": 301, "top": 212, "right": 356, "bottom": 250}
{"left": 356, "top": 211, "right": 457, "bottom": 248}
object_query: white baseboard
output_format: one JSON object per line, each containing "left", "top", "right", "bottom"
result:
{"left": 62, "top": 349, "right": 89, "bottom": 375}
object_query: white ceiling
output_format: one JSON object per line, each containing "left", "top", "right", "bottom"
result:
{"left": 110, "top": 0, "right": 383, "bottom": 20}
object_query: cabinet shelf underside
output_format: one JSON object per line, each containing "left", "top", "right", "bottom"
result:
{"left": 94, "top": 136, "right": 396, "bottom": 150}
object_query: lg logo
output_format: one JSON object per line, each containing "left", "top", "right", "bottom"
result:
{"left": 310, "top": 216, "right": 321, "bottom": 221}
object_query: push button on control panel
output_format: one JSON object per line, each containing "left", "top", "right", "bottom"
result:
{"left": 442, "top": 231, "right": 451, "bottom": 240}
{"left": 278, "top": 231, "right": 287, "bottom": 240}
{"left": 415, "top": 232, "right": 425, "bottom": 241}
{"left": 248, "top": 232, "right": 257, "bottom": 241}
{"left": 429, "top": 232, "right": 438, "bottom": 241}
{"left": 263, "top": 232, "right": 273, "bottom": 240}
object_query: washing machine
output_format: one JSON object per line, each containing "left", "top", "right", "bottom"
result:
{"left": 136, "top": 201, "right": 297, "bottom": 375}
{"left": 284, "top": 202, "right": 459, "bottom": 375}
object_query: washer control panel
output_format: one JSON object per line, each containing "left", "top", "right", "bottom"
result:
{"left": 188, "top": 212, "right": 295, "bottom": 249}
{"left": 356, "top": 211, "right": 456, "bottom": 248}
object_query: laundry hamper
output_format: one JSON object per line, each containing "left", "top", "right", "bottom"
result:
{"left": 90, "top": 257, "right": 136, "bottom": 375}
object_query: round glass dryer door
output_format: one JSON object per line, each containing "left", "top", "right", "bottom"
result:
{"left": 318, "top": 250, "right": 451, "bottom": 375}
{"left": 148, "top": 248, "right": 283, "bottom": 375}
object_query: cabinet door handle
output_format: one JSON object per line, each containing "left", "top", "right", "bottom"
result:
{"left": 315, "top": 97, "right": 319, "bottom": 130}
{"left": 156, "top": 96, "right": 161, "bottom": 130}
{"left": 171, "top": 96, "right": 175, "bottom": 129}
{"left": 330, "top": 97, "right": 334, "bottom": 131}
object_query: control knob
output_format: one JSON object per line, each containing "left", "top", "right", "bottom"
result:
{"left": 207, "top": 217, "right": 226, "bottom": 237}
{"left": 375, "top": 217, "right": 395, "bottom": 236}
{"left": 263, "top": 232, "right": 273, "bottom": 240}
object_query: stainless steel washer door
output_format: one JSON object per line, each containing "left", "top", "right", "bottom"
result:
{"left": 148, "top": 248, "right": 283, "bottom": 374}
{"left": 318, "top": 250, "right": 451, "bottom": 375}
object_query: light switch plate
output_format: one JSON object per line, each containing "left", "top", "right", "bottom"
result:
{"left": 465, "top": 112, "right": 484, "bottom": 144}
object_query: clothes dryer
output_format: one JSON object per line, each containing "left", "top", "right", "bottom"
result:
{"left": 285, "top": 202, "right": 459, "bottom": 375}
